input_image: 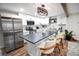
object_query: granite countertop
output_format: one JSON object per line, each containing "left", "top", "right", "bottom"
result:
{"left": 20, "top": 31, "right": 55, "bottom": 44}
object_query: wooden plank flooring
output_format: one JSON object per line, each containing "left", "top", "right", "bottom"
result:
{"left": 6, "top": 44, "right": 28, "bottom": 56}
{"left": 5, "top": 40, "right": 78, "bottom": 56}
{"left": 6, "top": 42, "right": 68, "bottom": 56}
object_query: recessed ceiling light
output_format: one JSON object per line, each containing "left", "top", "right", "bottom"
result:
{"left": 35, "top": 12, "right": 37, "bottom": 16}
{"left": 20, "top": 8, "right": 24, "bottom": 11}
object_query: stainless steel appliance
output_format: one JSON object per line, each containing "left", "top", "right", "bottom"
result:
{"left": 13, "top": 18, "right": 24, "bottom": 48}
{"left": 0, "top": 16, "right": 24, "bottom": 53}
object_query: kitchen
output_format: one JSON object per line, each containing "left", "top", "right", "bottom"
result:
{"left": 0, "top": 3, "right": 79, "bottom": 56}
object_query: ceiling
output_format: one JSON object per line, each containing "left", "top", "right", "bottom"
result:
{"left": 0, "top": 3, "right": 65, "bottom": 18}
{"left": 0, "top": 3, "right": 79, "bottom": 18}
{"left": 67, "top": 3, "right": 79, "bottom": 15}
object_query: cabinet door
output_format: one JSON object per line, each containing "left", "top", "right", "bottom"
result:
{"left": 4, "top": 34, "right": 15, "bottom": 52}
{"left": 1, "top": 18, "right": 15, "bottom": 53}
{"left": 0, "top": 19, "right": 4, "bottom": 48}
{"left": 13, "top": 18, "right": 24, "bottom": 48}
{"left": 15, "top": 32, "right": 24, "bottom": 48}
{"left": 1, "top": 19, "right": 13, "bottom": 31}
{"left": 13, "top": 18, "right": 23, "bottom": 31}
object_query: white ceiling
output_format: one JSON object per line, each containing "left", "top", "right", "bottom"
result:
{"left": 67, "top": 3, "right": 79, "bottom": 15}
{"left": 0, "top": 3, "right": 65, "bottom": 18}
{"left": 0, "top": 3, "right": 79, "bottom": 18}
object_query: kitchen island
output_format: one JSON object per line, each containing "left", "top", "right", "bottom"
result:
{"left": 20, "top": 30, "right": 67, "bottom": 56}
{"left": 20, "top": 31, "right": 56, "bottom": 56}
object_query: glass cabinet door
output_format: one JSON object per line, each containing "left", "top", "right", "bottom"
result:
{"left": 13, "top": 18, "right": 24, "bottom": 48}
{"left": 13, "top": 18, "right": 23, "bottom": 31}
{"left": 1, "top": 18, "right": 15, "bottom": 52}
{"left": 1, "top": 19, "right": 13, "bottom": 31}
{"left": 1, "top": 17, "right": 24, "bottom": 53}
{"left": 4, "top": 34, "right": 15, "bottom": 52}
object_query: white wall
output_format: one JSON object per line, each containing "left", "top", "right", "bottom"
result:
{"left": 57, "top": 15, "right": 67, "bottom": 24}
{"left": 57, "top": 15, "right": 67, "bottom": 31}
{"left": 67, "top": 14, "right": 79, "bottom": 40}
{"left": 19, "top": 13, "right": 67, "bottom": 31}
{"left": 19, "top": 13, "right": 67, "bottom": 25}
{"left": 19, "top": 13, "right": 49, "bottom": 25}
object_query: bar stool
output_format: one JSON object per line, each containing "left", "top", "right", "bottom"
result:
{"left": 53, "top": 43, "right": 60, "bottom": 56}
{"left": 57, "top": 38, "right": 68, "bottom": 56}
{"left": 40, "top": 45, "right": 56, "bottom": 56}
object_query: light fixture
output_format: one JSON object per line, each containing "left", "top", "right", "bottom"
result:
{"left": 37, "top": 4, "right": 48, "bottom": 16}
{"left": 20, "top": 8, "right": 24, "bottom": 11}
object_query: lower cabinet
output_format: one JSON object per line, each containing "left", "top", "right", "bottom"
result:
{"left": 4, "top": 35, "right": 15, "bottom": 52}
{"left": 15, "top": 32, "right": 24, "bottom": 48}
{"left": 3, "top": 32, "right": 24, "bottom": 53}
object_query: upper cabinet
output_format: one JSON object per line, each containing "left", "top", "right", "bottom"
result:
{"left": 49, "top": 16, "right": 57, "bottom": 24}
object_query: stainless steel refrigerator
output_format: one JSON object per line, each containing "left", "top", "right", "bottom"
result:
{"left": 0, "top": 16, "right": 24, "bottom": 53}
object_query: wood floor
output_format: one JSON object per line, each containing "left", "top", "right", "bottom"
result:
{"left": 6, "top": 44, "right": 28, "bottom": 56}
{"left": 6, "top": 41, "right": 68, "bottom": 56}
{"left": 5, "top": 38, "right": 78, "bottom": 56}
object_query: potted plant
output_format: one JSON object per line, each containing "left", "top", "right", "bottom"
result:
{"left": 65, "top": 30, "right": 77, "bottom": 41}
{"left": 65, "top": 30, "right": 73, "bottom": 41}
